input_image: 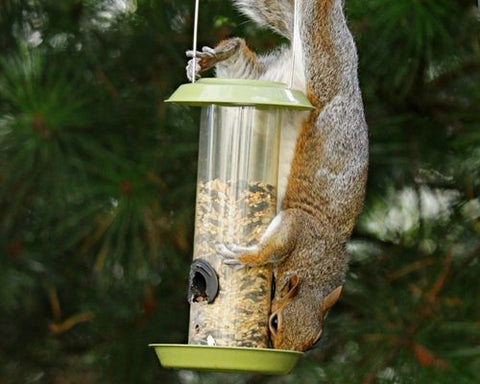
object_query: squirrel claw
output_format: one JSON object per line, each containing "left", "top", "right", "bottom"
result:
{"left": 224, "top": 257, "right": 246, "bottom": 271}
{"left": 216, "top": 243, "right": 236, "bottom": 258}
{"left": 215, "top": 243, "right": 245, "bottom": 263}
{"left": 223, "top": 258, "right": 245, "bottom": 270}
{"left": 201, "top": 46, "right": 216, "bottom": 56}
{"left": 186, "top": 46, "right": 216, "bottom": 59}
{"left": 216, "top": 243, "right": 245, "bottom": 269}
{"left": 185, "top": 50, "right": 198, "bottom": 58}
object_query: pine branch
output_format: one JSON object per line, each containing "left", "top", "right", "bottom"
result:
{"left": 429, "top": 59, "right": 480, "bottom": 89}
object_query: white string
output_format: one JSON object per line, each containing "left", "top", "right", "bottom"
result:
{"left": 192, "top": 0, "right": 200, "bottom": 83}
{"left": 289, "top": 0, "right": 298, "bottom": 89}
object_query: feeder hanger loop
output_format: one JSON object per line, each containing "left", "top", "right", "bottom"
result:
{"left": 191, "top": 0, "right": 200, "bottom": 84}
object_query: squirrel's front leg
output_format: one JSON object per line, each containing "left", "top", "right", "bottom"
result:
{"left": 186, "top": 38, "right": 261, "bottom": 81}
{"left": 218, "top": 210, "right": 299, "bottom": 268}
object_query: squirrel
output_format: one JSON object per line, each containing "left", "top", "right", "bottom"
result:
{"left": 186, "top": 0, "right": 368, "bottom": 351}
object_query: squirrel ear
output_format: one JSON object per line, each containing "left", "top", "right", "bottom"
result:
{"left": 322, "top": 286, "right": 343, "bottom": 312}
{"left": 282, "top": 275, "right": 300, "bottom": 299}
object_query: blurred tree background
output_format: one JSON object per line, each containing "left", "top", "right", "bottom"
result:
{"left": 0, "top": 0, "right": 479, "bottom": 383}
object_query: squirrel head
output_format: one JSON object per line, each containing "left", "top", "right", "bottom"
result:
{"left": 268, "top": 275, "right": 343, "bottom": 351}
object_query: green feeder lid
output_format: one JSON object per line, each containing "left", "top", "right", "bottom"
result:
{"left": 149, "top": 344, "right": 302, "bottom": 375}
{"left": 166, "top": 78, "right": 313, "bottom": 110}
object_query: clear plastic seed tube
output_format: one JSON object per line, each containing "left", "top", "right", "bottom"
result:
{"left": 188, "top": 104, "right": 281, "bottom": 348}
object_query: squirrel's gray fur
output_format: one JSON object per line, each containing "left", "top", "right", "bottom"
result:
{"left": 187, "top": 0, "right": 368, "bottom": 351}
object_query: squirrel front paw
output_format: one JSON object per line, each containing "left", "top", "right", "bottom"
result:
{"left": 185, "top": 46, "right": 217, "bottom": 81}
{"left": 216, "top": 243, "right": 258, "bottom": 270}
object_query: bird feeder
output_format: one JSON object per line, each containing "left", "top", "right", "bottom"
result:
{"left": 150, "top": 78, "right": 311, "bottom": 374}
{"left": 150, "top": 0, "right": 312, "bottom": 375}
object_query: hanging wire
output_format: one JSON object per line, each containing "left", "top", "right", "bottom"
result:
{"left": 191, "top": 0, "right": 200, "bottom": 83}
{"left": 289, "top": 0, "right": 299, "bottom": 89}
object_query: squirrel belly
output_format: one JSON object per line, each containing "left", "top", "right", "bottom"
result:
{"left": 277, "top": 112, "right": 307, "bottom": 211}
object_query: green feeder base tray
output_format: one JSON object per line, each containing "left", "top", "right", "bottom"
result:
{"left": 149, "top": 344, "right": 302, "bottom": 375}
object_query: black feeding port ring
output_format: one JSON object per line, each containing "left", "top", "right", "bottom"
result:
{"left": 188, "top": 259, "right": 219, "bottom": 304}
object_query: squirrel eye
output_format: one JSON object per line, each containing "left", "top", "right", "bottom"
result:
{"left": 269, "top": 313, "right": 279, "bottom": 334}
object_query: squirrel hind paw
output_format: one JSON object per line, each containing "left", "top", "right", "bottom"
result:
{"left": 185, "top": 58, "right": 201, "bottom": 81}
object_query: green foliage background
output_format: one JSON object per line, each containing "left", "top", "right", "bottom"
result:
{"left": 0, "top": 0, "right": 479, "bottom": 383}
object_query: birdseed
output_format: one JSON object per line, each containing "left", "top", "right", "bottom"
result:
{"left": 188, "top": 178, "right": 276, "bottom": 348}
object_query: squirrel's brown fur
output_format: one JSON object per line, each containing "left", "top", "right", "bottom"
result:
{"left": 187, "top": 0, "right": 368, "bottom": 351}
